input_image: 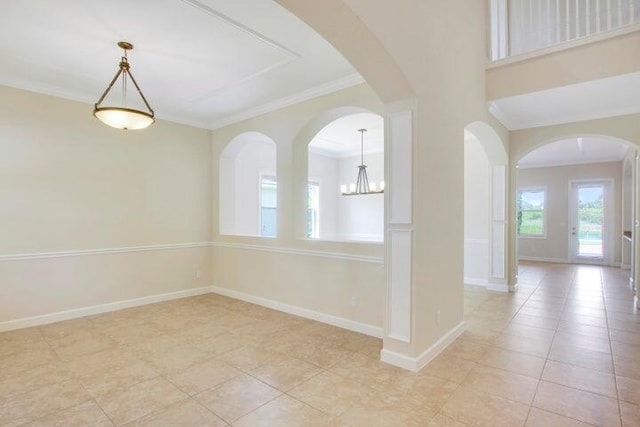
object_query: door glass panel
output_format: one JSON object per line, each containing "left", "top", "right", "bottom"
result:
{"left": 577, "top": 185, "right": 603, "bottom": 258}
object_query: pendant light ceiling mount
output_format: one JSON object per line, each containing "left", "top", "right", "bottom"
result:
{"left": 340, "top": 128, "right": 385, "bottom": 196}
{"left": 93, "top": 41, "right": 155, "bottom": 130}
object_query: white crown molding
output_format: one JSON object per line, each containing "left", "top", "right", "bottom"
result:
{"left": 0, "top": 242, "right": 212, "bottom": 262}
{"left": 380, "top": 321, "right": 466, "bottom": 372}
{"left": 0, "top": 286, "right": 212, "bottom": 332}
{"left": 210, "top": 285, "right": 382, "bottom": 338}
{"left": 211, "top": 241, "right": 383, "bottom": 264}
{"left": 209, "top": 73, "right": 365, "bottom": 129}
{"left": 518, "top": 156, "right": 627, "bottom": 169}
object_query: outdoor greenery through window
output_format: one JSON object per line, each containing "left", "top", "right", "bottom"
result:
{"left": 517, "top": 188, "right": 545, "bottom": 236}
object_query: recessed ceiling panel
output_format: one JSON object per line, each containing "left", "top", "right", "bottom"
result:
{"left": 0, "top": 0, "right": 360, "bottom": 128}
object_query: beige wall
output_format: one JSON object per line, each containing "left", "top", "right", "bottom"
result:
{"left": 487, "top": 31, "right": 640, "bottom": 99}
{"left": 0, "top": 85, "right": 213, "bottom": 324}
{"left": 517, "top": 162, "right": 623, "bottom": 264}
{"left": 211, "top": 83, "right": 386, "bottom": 331}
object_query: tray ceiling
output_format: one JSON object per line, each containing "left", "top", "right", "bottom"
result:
{"left": 0, "top": 0, "right": 361, "bottom": 129}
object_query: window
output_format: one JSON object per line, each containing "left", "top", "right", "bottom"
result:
{"left": 307, "top": 181, "right": 320, "bottom": 238}
{"left": 260, "top": 176, "right": 277, "bottom": 237}
{"left": 517, "top": 188, "right": 545, "bottom": 237}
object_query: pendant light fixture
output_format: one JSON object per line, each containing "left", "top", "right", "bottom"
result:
{"left": 340, "top": 128, "right": 385, "bottom": 196}
{"left": 94, "top": 42, "right": 155, "bottom": 130}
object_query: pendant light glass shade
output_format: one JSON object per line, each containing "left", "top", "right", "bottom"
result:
{"left": 94, "top": 42, "right": 155, "bottom": 130}
{"left": 94, "top": 107, "right": 154, "bottom": 130}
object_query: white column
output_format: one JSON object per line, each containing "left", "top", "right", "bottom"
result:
{"left": 380, "top": 100, "right": 416, "bottom": 370}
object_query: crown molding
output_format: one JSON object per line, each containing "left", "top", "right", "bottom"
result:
{"left": 209, "top": 73, "right": 365, "bottom": 129}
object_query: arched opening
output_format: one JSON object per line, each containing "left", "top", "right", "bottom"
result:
{"left": 307, "top": 112, "right": 384, "bottom": 242}
{"left": 515, "top": 135, "right": 636, "bottom": 274}
{"left": 219, "top": 132, "right": 278, "bottom": 237}
{"left": 464, "top": 122, "right": 509, "bottom": 292}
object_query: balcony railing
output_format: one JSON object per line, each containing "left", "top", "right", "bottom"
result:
{"left": 490, "top": 0, "right": 640, "bottom": 61}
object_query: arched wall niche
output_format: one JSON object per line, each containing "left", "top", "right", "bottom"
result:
{"left": 219, "top": 131, "right": 278, "bottom": 237}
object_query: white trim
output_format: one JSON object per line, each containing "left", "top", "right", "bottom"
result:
{"left": 464, "top": 277, "right": 488, "bottom": 287}
{"left": 517, "top": 186, "right": 547, "bottom": 239}
{"left": 0, "top": 242, "right": 212, "bottom": 262}
{"left": 518, "top": 255, "right": 571, "bottom": 263}
{"left": 380, "top": 321, "right": 466, "bottom": 372}
{"left": 0, "top": 287, "right": 212, "bottom": 332}
{"left": 210, "top": 285, "right": 382, "bottom": 338}
{"left": 209, "top": 74, "right": 365, "bottom": 129}
{"left": 487, "top": 282, "right": 510, "bottom": 292}
{"left": 464, "top": 277, "right": 509, "bottom": 293}
{"left": 211, "top": 241, "right": 383, "bottom": 264}
{"left": 621, "top": 264, "right": 631, "bottom": 270}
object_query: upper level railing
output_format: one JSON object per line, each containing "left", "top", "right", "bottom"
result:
{"left": 490, "top": 0, "right": 640, "bottom": 61}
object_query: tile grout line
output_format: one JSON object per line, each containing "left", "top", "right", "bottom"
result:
{"left": 521, "top": 265, "right": 566, "bottom": 426}
{"left": 601, "top": 268, "right": 625, "bottom": 426}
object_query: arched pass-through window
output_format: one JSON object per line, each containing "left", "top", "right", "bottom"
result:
{"left": 307, "top": 112, "right": 384, "bottom": 242}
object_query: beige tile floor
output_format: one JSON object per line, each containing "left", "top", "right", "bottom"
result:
{"left": 1, "top": 262, "right": 639, "bottom": 426}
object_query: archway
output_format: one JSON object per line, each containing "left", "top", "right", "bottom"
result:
{"left": 219, "top": 132, "right": 278, "bottom": 237}
{"left": 512, "top": 133, "right": 638, "bottom": 291}
{"left": 464, "top": 121, "right": 510, "bottom": 292}
{"left": 307, "top": 112, "right": 385, "bottom": 242}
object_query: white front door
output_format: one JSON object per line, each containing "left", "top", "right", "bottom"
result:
{"left": 569, "top": 180, "right": 613, "bottom": 265}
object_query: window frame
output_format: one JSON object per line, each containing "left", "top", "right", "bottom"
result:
{"left": 517, "top": 186, "right": 547, "bottom": 239}
{"left": 258, "top": 172, "right": 277, "bottom": 238}
{"left": 306, "top": 179, "right": 321, "bottom": 239}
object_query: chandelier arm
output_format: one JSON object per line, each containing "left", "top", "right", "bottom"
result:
{"left": 94, "top": 68, "right": 124, "bottom": 108}
{"left": 125, "top": 69, "right": 155, "bottom": 116}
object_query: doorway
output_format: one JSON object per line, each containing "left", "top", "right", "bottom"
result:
{"left": 569, "top": 180, "right": 613, "bottom": 265}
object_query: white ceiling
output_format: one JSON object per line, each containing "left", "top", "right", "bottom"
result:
{"left": 0, "top": 0, "right": 361, "bottom": 129}
{"left": 489, "top": 72, "right": 640, "bottom": 130}
{"left": 518, "top": 136, "right": 629, "bottom": 169}
{"left": 309, "top": 113, "right": 384, "bottom": 158}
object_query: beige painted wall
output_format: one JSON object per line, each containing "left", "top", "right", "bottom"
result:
{"left": 0, "top": 85, "right": 213, "bottom": 324}
{"left": 487, "top": 31, "right": 640, "bottom": 99}
{"left": 517, "top": 162, "right": 623, "bottom": 264}
{"left": 211, "top": 83, "right": 386, "bottom": 330}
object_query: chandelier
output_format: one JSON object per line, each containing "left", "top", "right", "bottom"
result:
{"left": 94, "top": 42, "right": 155, "bottom": 130}
{"left": 340, "top": 129, "right": 384, "bottom": 196}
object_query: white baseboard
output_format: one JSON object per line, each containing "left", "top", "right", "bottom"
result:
{"left": 518, "top": 256, "right": 570, "bottom": 264}
{"left": 380, "top": 321, "right": 466, "bottom": 372}
{"left": 0, "top": 286, "right": 212, "bottom": 333}
{"left": 621, "top": 264, "right": 631, "bottom": 270}
{"left": 464, "top": 277, "right": 509, "bottom": 293}
{"left": 210, "top": 286, "right": 383, "bottom": 338}
{"left": 464, "top": 277, "right": 487, "bottom": 287}
{"left": 487, "top": 282, "right": 510, "bottom": 293}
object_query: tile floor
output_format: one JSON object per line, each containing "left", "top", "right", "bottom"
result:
{"left": 1, "top": 262, "right": 639, "bottom": 426}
